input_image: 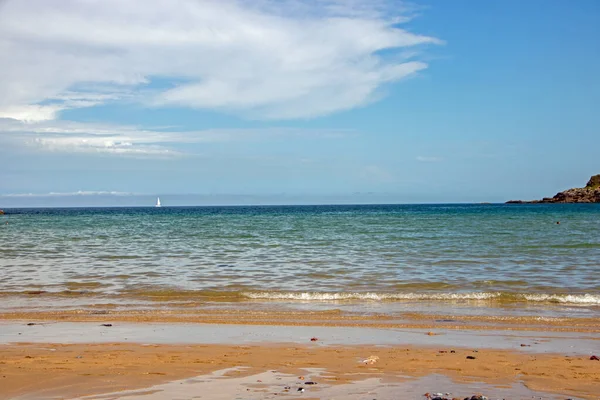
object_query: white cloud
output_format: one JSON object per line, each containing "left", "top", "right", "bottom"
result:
{"left": 0, "top": 0, "right": 441, "bottom": 121}
{"left": 416, "top": 156, "right": 442, "bottom": 162}
{"left": 0, "top": 118, "right": 350, "bottom": 157}
{"left": 0, "top": 105, "right": 65, "bottom": 123}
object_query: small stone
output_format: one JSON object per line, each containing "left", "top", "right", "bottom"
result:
{"left": 520, "top": 344, "right": 530, "bottom": 347}
{"left": 590, "top": 355, "right": 599, "bottom": 361}
{"left": 310, "top": 337, "right": 318, "bottom": 341}
{"left": 363, "top": 355, "right": 379, "bottom": 364}
{"left": 26, "top": 323, "right": 36, "bottom": 326}
{"left": 466, "top": 356, "right": 476, "bottom": 360}
{"left": 101, "top": 323, "right": 113, "bottom": 327}
{"left": 297, "top": 387, "right": 304, "bottom": 392}
{"left": 305, "top": 381, "right": 317, "bottom": 385}
{"left": 450, "top": 350, "right": 456, "bottom": 353}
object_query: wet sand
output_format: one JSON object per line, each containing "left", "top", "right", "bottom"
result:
{"left": 70, "top": 369, "right": 584, "bottom": 400}
{"left": 2, "top": 342, "right": 600, "bottom": 399}
{"left": 1, "top": 322, "right": 599, "bottom": 400}
{"left": 2, "top": 322, "right": 599, "bottom": 354}
{"left": 1, "top": 308, "right": 599, "bottom": 333}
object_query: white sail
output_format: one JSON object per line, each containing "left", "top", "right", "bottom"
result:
{"left": 156, "top": 197, "right": 161, "bottom": 207}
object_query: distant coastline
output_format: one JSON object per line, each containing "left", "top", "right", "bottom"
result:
{"left": 507, "top": 174, "right": 600, "bottom": 204}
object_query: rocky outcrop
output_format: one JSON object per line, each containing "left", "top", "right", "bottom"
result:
{"left": 506, "top": 174, "right": 600, "bottom": 203}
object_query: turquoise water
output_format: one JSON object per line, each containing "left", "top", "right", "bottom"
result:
{"left": 1, "top": 204, "right": 599, "bottom": 313}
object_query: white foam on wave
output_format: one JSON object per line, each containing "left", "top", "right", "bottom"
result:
{"left": 242, "top": 291, "right": 600, "bottom": 304}
{"left": 243, "top": 292, "right": 497, "bottom": 301}
{"left": 522, "top": 293, "right": 600, "bottom": 304}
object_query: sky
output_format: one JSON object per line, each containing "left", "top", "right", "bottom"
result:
{"left": 1, "top": 0, "right": 599, "bottom": 206}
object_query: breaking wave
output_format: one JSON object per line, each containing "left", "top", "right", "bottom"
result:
{"left": 242, "top": 291, "right": 600, "bottom": 305}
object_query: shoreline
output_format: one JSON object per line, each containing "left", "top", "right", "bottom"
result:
{"left": 1, "top": 308, "right": 599, "bottom": 333}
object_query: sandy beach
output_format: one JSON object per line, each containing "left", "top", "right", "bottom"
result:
{"left": 1, "top": 319, "right": 599, "bottom": 400}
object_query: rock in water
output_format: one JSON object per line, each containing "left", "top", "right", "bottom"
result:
{"left": 506, "top": 174, "right": 600, "bottom": 203}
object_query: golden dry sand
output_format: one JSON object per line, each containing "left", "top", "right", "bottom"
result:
{"left": 1, "top": 342, "right": 599, "bottom": 400}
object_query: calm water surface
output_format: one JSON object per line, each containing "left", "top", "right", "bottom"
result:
{"left": 1, "top": 204, "right": 599, "bottom": 314}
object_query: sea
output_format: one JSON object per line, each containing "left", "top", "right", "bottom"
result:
{"left": 1, "top": 204, "right": 599, "bottom": 319}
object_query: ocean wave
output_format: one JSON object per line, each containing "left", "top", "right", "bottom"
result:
{"left": 522, "top": 293, "right": 600, "bottom": 304}
{"left": 242, "top": 291, "right": 600, "bottom": 305}
{"left": 3, "top": 288, "right": 598, "bottom": 305}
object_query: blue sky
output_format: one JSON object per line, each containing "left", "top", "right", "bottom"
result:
{"left": 1, "top": 0, "right": 599, "bottom": 206}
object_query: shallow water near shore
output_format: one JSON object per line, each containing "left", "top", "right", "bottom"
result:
{"left": 65, "top": 369, "right": 581, "bottom": 400}
{"left": 2, "top": 322, "right": 598, "bottom": 355}
{"left": 1, "top": 204, "right": 599, "bottom": 318}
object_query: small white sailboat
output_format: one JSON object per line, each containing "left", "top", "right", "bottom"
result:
{"left": 155, "top": 197, "right": 161, "bottom": 207}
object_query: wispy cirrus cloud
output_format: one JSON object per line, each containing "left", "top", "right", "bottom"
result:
{"left": 0, "top": 0, "right": 441, "bottom": 122}
{"left": 0, "top": 118, "right": 351, "bottom": 157}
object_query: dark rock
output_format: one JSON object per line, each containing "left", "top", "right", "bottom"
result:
{"left": 590, "top": 355, "right": 599, "bottom": 361}
{"left": 506, "top": 174, "right": 600, "bottom": 203}
{"left": 305, "top": 381, "right": 317, "bottom": 385}
{"left": 101, "top": 323, "right": 113, "bottom": 327}
{"left": 586, "top": 174, "right": 600, "bottom": 189}
{"left": 466, "top": 356, "right": 476, "bottom": 360}
{"left": 26, "top": 323, "right": 36, "bottom": 326}
{"left": 310, "top": 337, "right": 318, "bottom": 341}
